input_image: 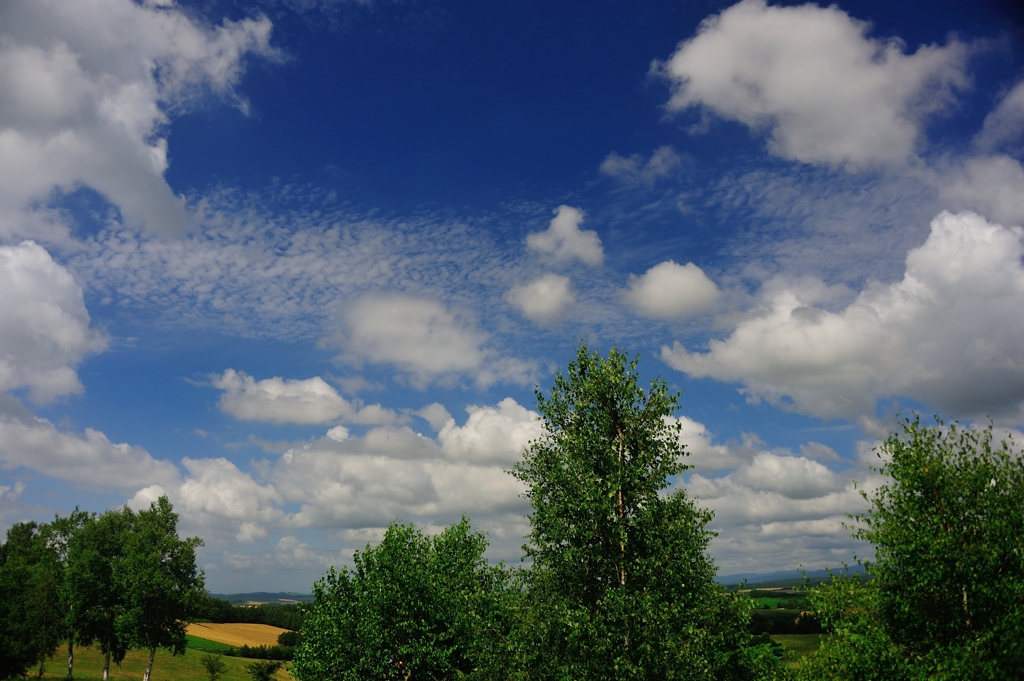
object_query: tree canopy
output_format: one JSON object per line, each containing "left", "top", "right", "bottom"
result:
{"left": 510, "top": 344, "right": 783, "bottom": 680}
{"left": 800, "top": 417, "right": 1024, "bottom": 680}
{"left": 293, "top": 518, "right": 513, "bottom": 681}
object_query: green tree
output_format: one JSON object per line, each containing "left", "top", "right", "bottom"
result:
{"left": 115, "top": 496, "right": 205, "bottom": 681}
{"left": 293, "top": 518, "right": 514, "bottom": 681}
{"left": 0, "top": 522, "right": 48, "bottom": 679}
{"left": 64, "top": 508, "right": 132, "bottom": 681}
{"left": 511, "top": 344, "right": 785, "bottom": 680}
{"left": 201, "top": 653, "right": 228, "bottom": 681}
{"left": 246, "top": 660, "right": 282, "bottom": 681}
{"left": 800, "top": 417, "right": 1024, "bottom": 680}
{"left": 47, "top": 509, "right": 91, "bottom": 680}
{"left": 0, "top": 520, "right": 69, "bottom": 680}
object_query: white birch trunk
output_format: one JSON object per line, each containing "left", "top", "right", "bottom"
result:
{"left": 142, "top": 647, "right": 156, "bottom": 681}
{"left": 102, "top": 646, "right": 111, "bottom": 681}
{"left": 66, "top": 639, "right": 74, "bottom": 680}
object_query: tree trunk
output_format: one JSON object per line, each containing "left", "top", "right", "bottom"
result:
{"left": 66, "top": 639, "right": 74, "bottom": 680}
{"left": 102, "top": 643, "right": 111, "bottom": 681}
{"left": 142, "top": 647, "right": 156, "bottom": 681}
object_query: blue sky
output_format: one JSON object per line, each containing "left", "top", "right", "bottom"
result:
{"left": 2, "top": 0, "right": 1023, "bottom": 592}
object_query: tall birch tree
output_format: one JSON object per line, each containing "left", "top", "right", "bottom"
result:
{"left": 511, "top": 344, "right": 785, "bottom": 680}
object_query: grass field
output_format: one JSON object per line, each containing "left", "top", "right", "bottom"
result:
{"left": 772, "top": 633, "right": 824, "bottom": 668}
{"left": 36, "top": 645, "right": 291, "bottom": 681}
{"left": 186, "top": 622, "right": 290, "bottom": 647}
{"left": 185, "top": 634, "right": 235, "bottom": 653}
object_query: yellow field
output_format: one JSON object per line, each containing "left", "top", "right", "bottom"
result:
{"left": 186, "top": 622, "right": 290, "bottom": 647}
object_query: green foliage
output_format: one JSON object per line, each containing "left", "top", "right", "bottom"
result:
{"left": 0, "top": 522, "right": 53, "bottom": 679}
{"left": 799, "top": 418, "right": 1024, "bottom": 680}
{"left": 202, "top": 653, "right": 228, "bottom": 681}
{"left": 292, "top": 518, "right": 513, "bottom": 681}
{"left": 511, "top": 344, "right": 788, "bottom": 680}
{"left": 245, "top": 660, "right": 282, "bottom": 681}
{"left": 276, "top": 630, "right": 302, "bottom": 647}
{"left": 64, "top": 507, "right": 132, "bottom": 669}
{"left": 201, "top": 596, "right": 305, "bottom": 631}
{"left": 116, "top": 497, "right": 205, "bottom": 661}
{"left": 224, "top": 644, "right": 294, "bottom": 661}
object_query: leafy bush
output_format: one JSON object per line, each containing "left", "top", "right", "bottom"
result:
{"left": 200, "top": 653, "right": 227, "bottom": 681}
{"left": 223, "top": 644, "right": 294, "bottom": 661}
{"left": 246, "top": 659, "right": 282, "bottom": 681}
{"left": 276, "top": 631, "right": 302, "bottom": 647}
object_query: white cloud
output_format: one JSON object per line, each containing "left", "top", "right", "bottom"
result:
{"left": 223, "top": 534, "right": 346, "bottom": 573}
{"left": 236, "top": 522, "right": 268, "bottom": 543}
{"left": 0, "top": 0, "right": 278, "bottom": 237}
{"left": 663, "top": 211, "right": 1024, "bottom": 423}
{"left": 526, "top": 205, "right": 603, "bottom": 266}
{"left": 506, "top": 273, "right": 576, "bottom": 326}
{"left": 178, "top": 457, "right": 283, "bottom": 523}
{"left": 935, "top": 155, "right": 1024, "bottom": 227}
{"left": 437, "top": 398, "right": 543, "bottom": 466}
{"left": 0, "top": 241, "right": 107, "bottom": 403}
{"left": 414, "top": 403, "right": 453, "bottom": 432}
{"left": 624, "top": 260, "right": 720, "bottom": 320}
{"left": 258, "top": 399, "right": 538, "bottom": 559}
{"left": 333, "top": 292, "right": 535, "bottom": 388}
{"left": 672, "top": 415, "right": 754, "bottom": 472}
{"left": 731, "top": 452, "right": 845, "bottom": 500}
{"left": 657, "top": 0, "right": 969, "bottom": 168}
{"left": 0, "top": 409, "right": 180, "bottom": 493}
{"left": 675, "top": 430, "right": 878, "bottom": 574}
{"left": 600, "top": 146, "right": 682, "bottom": 185}
{"left": 0, "top": 481, "right": 25, "bottom": 503}
{"left": 212, "top": 369, "right": 400, "bottom": 425}
{"left": 975, "top": 81, "right": 1024, "bottom": 154}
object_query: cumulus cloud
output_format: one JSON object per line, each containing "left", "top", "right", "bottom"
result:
{"left": 0, "top": 408, "right": 180, "bottom": 493}
{"left": 936, "top": 155, "right": 1024, "bottom": 227}
{"left": 505, "top": 273, "right": 576, "bottom": 326}
{"left": 238, "top": 399, "right": 540, "bottom": 560}
{"left": 273, "top": 425, "right": 529, "bottom": 533}
{"left": 975, "top": 81, "right": 1024, "bottom": 154}
{"left": 177, "top": 457, "right": 284, "bottom": 542}
{"left": 670, "top": 426, "right": 878, "bottom": 573}
{"left": 663, "top": 211, "right": 1024, "bottom": 423}
{"left": 0, "top": 0, "right": 278, "bottom": 238}
{"left": 657, "top": 0, "right": 969, "bottom": 168}
{"left": 415, "top": 403, "right": 454, "bottom": 432}
{"left": 624, "top": 260, "right": 720, "bottom": 320}
{"left": 526, "top": 205, "right": 603, "bottom": 266}
{"left": 437, "top": 398, "right": 543, "bottom": 465}
{"left": 731, "top": 452, "right": 845, "bottom": 500}
{"left": 600, "top": 146, "right": 682, "bottom": 185}
{"left": 672, "top": 415, "right": 754, "bottom": 472}
{"left": 333, "top": 292, "right": 535, "bottom": 388}
{"left": 0, "top": 241, "right": 107, "bottom": 403}
{"left": 212, "top": 369, "right": 399, "bottom": 425}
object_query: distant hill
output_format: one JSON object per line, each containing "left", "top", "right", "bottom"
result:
{"left": 210, "top": 591, "right": 315, "bottom": 604}
{"left": 717, "top": 565, "right": 865, "bottom": 590}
